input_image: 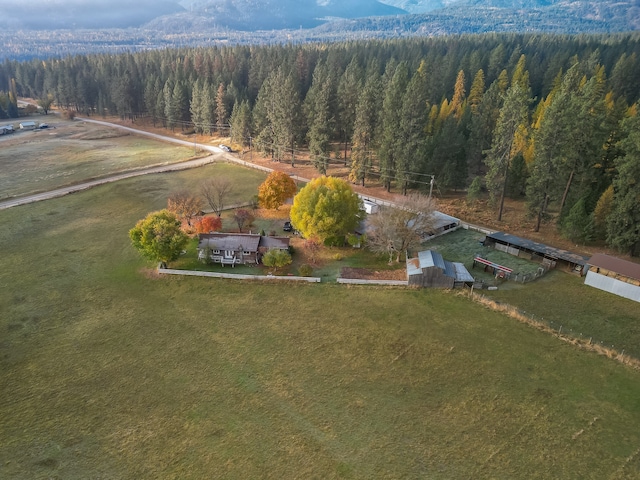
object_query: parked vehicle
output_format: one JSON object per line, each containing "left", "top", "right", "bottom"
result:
{"left": 283, "top": 221, "right": 293, "bottom": 232}
{"left": 219, "top": 144, "right": 231, "bottom": 152}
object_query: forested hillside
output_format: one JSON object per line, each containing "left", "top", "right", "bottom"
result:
{"left": 2, "top": 34, "right": 639, "bottom": 255}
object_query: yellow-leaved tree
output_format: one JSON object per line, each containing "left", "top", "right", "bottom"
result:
{"left": 290, "top": 176, "right": 364, "bottom": 243}
{"left": 258, "top": 171, "right": 297, "bottom": 210}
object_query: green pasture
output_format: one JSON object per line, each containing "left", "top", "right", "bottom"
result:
{"left": 1, "top": 165, "right": 640, "bottom": 478}
{"left": 0, "top": 120, "right": 195, "bottom": 199}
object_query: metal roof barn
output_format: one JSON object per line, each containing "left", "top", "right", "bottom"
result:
{"left": 407, "top": 250, "right": 474, "bottom": 288}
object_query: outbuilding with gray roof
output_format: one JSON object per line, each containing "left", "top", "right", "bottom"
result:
{"left": 407, "top": 250, "right": 474, "bottom": 288}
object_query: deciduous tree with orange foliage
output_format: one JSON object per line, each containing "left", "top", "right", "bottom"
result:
{"left": 258, "top": 171, "right": 297, "bottom": 210}
{"left": 193, "top": 216, "right": 222, "bottom": 234}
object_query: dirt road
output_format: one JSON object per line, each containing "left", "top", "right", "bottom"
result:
{"left": 0, "top": 117, "right": 315, "bottom": 210}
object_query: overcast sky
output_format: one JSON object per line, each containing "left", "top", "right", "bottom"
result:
{"left": 1, "top": 0, "right": 185, "bottom": 29}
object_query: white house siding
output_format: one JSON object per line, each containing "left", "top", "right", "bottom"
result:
{"left": 584, "top": 271, "right": 640, "bottom": 303}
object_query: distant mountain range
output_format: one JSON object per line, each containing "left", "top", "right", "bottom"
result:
{"left": 166, "top": 0, "right": 406, "bottom": 30}
{"left": 2, "top": 0, "right": 638, "bottom": 32}
{"left": 1, "top": 0, "right": 639, "bottom": 60}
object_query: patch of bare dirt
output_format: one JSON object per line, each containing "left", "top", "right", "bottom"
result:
{"left": 340, "top": 267, "right": 407, "bottom": 281}
{"left": 140, "top": 267, "right": 162, "bottom": 279}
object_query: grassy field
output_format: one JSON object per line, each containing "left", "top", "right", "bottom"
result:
{"left": 2, "top": 164, "right": 640, "bottom": 479}
{"left": 0, "top": 116, "right": 196, "bottom": 199}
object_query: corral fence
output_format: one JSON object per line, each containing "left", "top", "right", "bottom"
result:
{"left": 463, "top": 287, "right": 640, "bottom": 369}
{"left": 471, "top": 264, "right": 549, "bottom": 286}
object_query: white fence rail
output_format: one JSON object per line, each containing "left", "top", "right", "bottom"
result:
{"left": 337, "top": 278, "right": 408, "bottom": 286}
{"left": 158, "top": 267, "right": 321, "bottom": 283}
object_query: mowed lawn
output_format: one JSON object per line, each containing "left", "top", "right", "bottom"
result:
{"left": 0, "top": 117, "right": 195, "bottom": 199}
{"left": 1, "top": 167, "right": 640, "bottom": 479}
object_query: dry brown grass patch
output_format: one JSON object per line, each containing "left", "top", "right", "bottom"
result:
{"left": 254, "top": 206, "right": 291, "bottom": 220}
{"left": 69, "top": 128, "right": 130, "bottom": 140}
{"left": 140, "top": 267, "right": 163, "bottom": 280}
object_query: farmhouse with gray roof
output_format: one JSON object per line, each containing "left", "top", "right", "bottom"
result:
{"left": 198, "top": 233, "right": 290, "bottom": 267}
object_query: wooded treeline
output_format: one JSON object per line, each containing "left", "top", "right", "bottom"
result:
{"left": 2, "top": 33, "right": 640, "bottom": 255}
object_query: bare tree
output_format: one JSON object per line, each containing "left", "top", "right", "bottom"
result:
{"left": 234, "top": 209, "right": 254, "bottom": 233}
{"left": 200, "top": 177, "right": 233, "bottom": 217}
{"left": 167, "top": 191, "right": 203, "bottom": 226}
{"left": 367, "top": 194, "right": 437, "bottom": 263}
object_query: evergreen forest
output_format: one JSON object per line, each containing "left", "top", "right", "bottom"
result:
{"left": 2, "top": 33, "right": 640, "bottom": 255}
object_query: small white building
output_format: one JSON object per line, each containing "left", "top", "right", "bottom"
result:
{"left": 584, "top": 253, "right": 640, "bottom": 303}
{"left": 362, "top": 199, "right": 380, "bottom": 215}
{"left": 19, "top": 121, "right": 36, "bottom": 130}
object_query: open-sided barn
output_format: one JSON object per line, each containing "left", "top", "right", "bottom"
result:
{"left": 483, "top": 232, "right": 588, "bottom": 275}
{"left": 584, "top": 254, "right": 640, "bottom": 303}
{"left": 407, "top": 250, "right": 474, "bottom": 288}
{"left": 425, "top": 211, "right": 461, "bottom": 239}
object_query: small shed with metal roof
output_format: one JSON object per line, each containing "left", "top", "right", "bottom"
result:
{"left": 406, "top": 250, "right": 474, "bottom": 288}
{"left": 584, "top": 253, "right": 640, "bottom": 303}
{"left": 483, "top": 232, "right": 589, "bottom": 275}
